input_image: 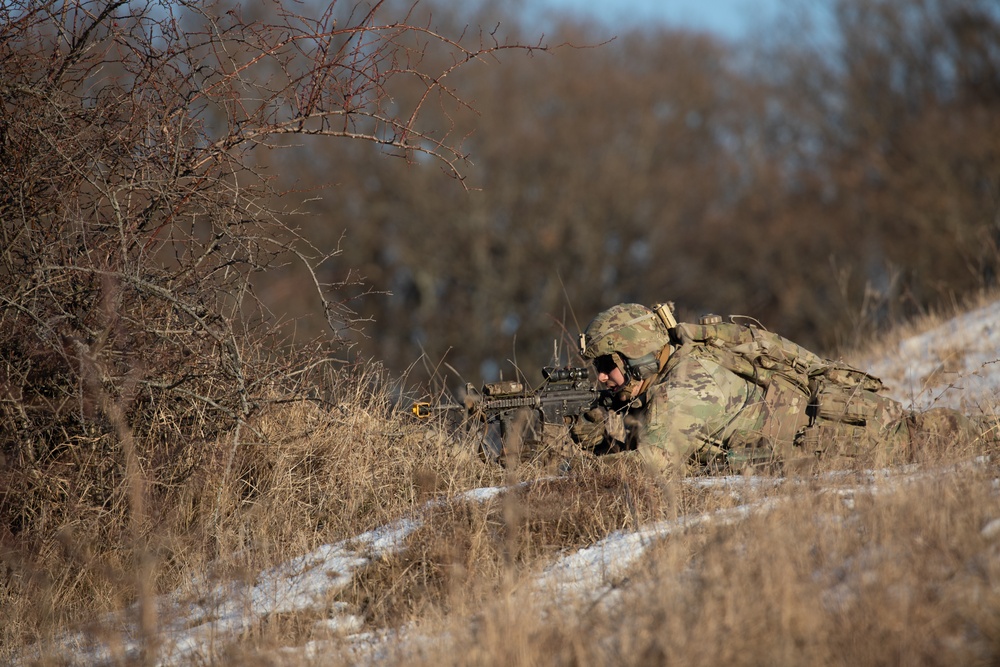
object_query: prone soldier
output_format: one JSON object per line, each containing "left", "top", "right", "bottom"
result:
{"left": 571, "top": 302, "right": 993, "bottom": 474}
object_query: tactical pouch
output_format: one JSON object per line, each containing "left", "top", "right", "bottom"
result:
{"left": 812, "top": 384, "right": 873, "bottom": 425}
{"left": 761, "top": 374, "right": 811, "bottom": 449}
{"left": 796, "top": 420, "right": 874, "bottom": 458}
{"left": 809, "top": 379, "right": 901, "bottom": 426}
{"left": 801, "top": 378, "right": 908, "bottom": 462}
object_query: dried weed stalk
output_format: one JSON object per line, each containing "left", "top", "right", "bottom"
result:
{"left": 0, "top": 0, "right": 548, "bottom": 652}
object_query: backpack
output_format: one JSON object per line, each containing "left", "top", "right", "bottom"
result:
{"left": 671, "top": 317, "right": 907, "bottom": 461}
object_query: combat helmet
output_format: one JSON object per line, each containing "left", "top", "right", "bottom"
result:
{"left": 580, "top": 303, "right": 675, "bottom": 380}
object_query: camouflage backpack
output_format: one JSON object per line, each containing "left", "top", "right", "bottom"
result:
{"left": 669, "top": 316, "right": 907, "bottom": 462}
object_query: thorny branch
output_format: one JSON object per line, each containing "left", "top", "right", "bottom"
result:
{"left": 0, "top": 0, "right": 548, "bottom": 548}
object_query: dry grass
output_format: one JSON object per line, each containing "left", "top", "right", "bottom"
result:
{"left": 341, "top": 465, "right": 671, "bottom": 629}
{"left": 317, "top": 454, "right": 1000, "bottom": 667}
{"left": 844, "top": 288, "right": 1000, "bottom": 377}
{"left": 3, "top": 330, "right": 1000, "bottom": 665}
{"left": 0, "top": 361, "right": 501, "bottom": 660}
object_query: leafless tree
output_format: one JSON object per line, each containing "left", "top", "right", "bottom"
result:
{"left": 0, "top": 0, "right": 548, "bottom": 570}
{"left": 294, "top": 0, "right": 1000, "bottom": 377}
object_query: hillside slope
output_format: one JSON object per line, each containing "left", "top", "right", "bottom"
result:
{"left": 863, "top": 298, "right": 1000, "bottom": 412}
{"left": 22, "top": 300, "right": 1000, "bottom": 666}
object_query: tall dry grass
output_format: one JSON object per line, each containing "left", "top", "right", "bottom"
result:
{"left": 406, "top": 461, "right": 1000, "bottom": 667}
{"left": 0, "top": 362, "right": 501, "bottom": 661}
{"left": 4, "top": 309, "right": 1000, "bottom": 665}
{"left": 309, "top": 443, "right": 999, "bottom": 667}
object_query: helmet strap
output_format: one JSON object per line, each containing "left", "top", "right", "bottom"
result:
{"left": 608, "top": 352, "right": 629, "bottom": 378}
{"left": 615, "top": 379, "right": 643, "bottom": 403}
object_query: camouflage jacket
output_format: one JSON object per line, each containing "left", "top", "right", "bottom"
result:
{"left": 625, "top": 341, "right": 769, "bottom": 465}
{"left": 610, "top": 321, "right": 913, "bottom": 469}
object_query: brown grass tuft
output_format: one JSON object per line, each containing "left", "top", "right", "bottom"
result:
{"left": 343, "top": 464, "right": 672, "bottom": 630}
{"left": 5, "top": 300, "right": 1000, "bottom": 664}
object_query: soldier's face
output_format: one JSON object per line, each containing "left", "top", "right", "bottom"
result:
{"left": 598, "top": 367, "right": 627, "bottom": 390}
{"left": 594, "top": 356, "right": 628, "bottom": 390}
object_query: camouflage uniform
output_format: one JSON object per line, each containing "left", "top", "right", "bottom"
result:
{"left": 576, "top": 303, "right": 985, "bottom": 474}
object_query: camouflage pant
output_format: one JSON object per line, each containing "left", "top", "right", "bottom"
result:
{"left": 792, "top": 406, "right": 985, "bottom": 468}
{"left": 640, "top": 406, "right": 988, "bottom": 476}
{"left": 571, "top": 402, "right": 991, "bottom": 476}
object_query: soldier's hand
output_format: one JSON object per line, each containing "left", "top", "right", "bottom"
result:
{"left": 571, "top": 407, "right": 626, "bottom": 450}
{"left": 570, "top": 407, "right": 606, "bottom": 448}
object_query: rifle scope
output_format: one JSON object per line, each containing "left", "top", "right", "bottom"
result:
{"left": 542, "top": 366, "right": 589, "bottom": 382}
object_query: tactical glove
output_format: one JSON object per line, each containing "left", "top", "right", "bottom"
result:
{"left": 570, "top": 406, "right": 626, "bottom": 450}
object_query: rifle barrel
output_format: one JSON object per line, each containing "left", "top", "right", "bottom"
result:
{"left": 411, "top": 401, "right": 463, "bottom": 419}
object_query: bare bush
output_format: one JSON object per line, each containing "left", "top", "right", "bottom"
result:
{"left": 0, "top": 0, "right": 547, "bottom": 647}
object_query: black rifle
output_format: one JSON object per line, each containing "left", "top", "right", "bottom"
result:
{"left": 412, "top": 366, "right": 601, "bottom": 461}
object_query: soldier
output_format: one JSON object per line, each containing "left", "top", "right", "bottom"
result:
{"left": 571, "top": 302, "right": 988, "bottom": 474}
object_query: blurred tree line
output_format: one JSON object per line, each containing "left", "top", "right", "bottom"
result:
{"left": 260, "top": 0, "right": 1000, "bottom": 387}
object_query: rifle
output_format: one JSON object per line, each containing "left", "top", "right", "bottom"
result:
{"left": 412, "top": 366, "right": 602, "bottom": 461}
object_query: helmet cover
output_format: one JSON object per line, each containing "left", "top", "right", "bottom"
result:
{"left": 581, "top": 303, "right": 671, "bottom": 361}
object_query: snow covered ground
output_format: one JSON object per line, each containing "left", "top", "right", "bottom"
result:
{"left": 24, "top": 300, "right": 1000, "bottom": 665}
{"left": 864, "top": 298, "right": 1000, "bottom": 412}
